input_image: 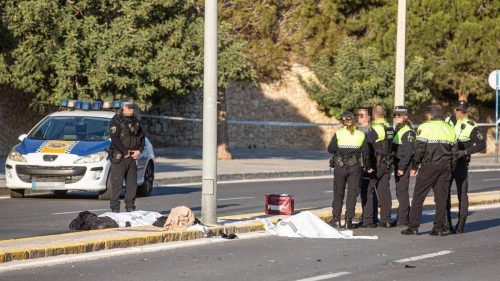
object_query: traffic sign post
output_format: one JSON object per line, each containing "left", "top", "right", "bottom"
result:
{"left": 488, "top": 70, "right": 500, "bottom": 163}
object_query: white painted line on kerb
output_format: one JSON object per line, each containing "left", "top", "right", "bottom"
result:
{"left": 296, "top": 272, "right": 351, "bottom": 281}
{"left": 52, "top": 209, "right": 109, "bottom": 215}
{"left": 394, "top": 250, "right": 453, "bottom": 263}
{"left": 217, "top": 196, "right": 255, "bottom": 201}
{"left": 0, "top": 196, "right": 10, "bottom": 200}
{"left": 161, "top": 175, "right": 333, "bottom": 187}
{"left": 482, "top": 178, "right": 500, "bottom": 182}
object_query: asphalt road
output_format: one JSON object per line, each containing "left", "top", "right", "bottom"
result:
{"left": 0, "top": 171, "right": 499, "bottom": 240}
{"left": 1, "top": 204, "right": 499, "bottom": 281}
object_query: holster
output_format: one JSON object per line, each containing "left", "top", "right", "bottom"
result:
{"left": 109, "top": 149, "right": 123, "bottom": 164}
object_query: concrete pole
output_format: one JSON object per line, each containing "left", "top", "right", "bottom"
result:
{"left": 394, "top": 0, "right": 407, "bottom": 107}
{"left": 201, "top": 0, "right": 218, "bottom": 225}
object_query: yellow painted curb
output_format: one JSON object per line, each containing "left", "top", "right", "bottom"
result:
{"left": 0, "top": 193, "right": 499, "bottom": 264}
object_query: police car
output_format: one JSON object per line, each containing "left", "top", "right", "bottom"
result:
{"left": 5, "top": 100, "right": 155, "bottom": 200}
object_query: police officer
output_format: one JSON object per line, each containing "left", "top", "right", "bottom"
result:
{"left": 328, "top": 111, "right": 371, "bottom": 229}
{"left": 108, "top": 101, "right": 145, "bottom": 213}
{"left": 391, "top": 106, "right": 415, "bottom": 227}
{"left": 356, "top": 107, "right": 378, "bottom": 226}
{"left": 445, "top": 101, "right": 485, "bottom": 233}
{"left": 402, "top": 105, "right": 458, "bottom": 236}
{"left": 362, "top": 105, "right": 394, "bottom": 228}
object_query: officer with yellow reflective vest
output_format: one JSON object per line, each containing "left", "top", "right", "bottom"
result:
{"left": 361, "top": 105, "right": 394, "bottom": 228}
{"left": 328, "top": 111, "right": 371, "bottom": 229}
{"left": 445, "top": 100, "right": 486, "bottom": 233}
{"left": 402, "top": 105, "right": 458, "bottom": 236}
{"left": 391, "top": 106, "right": 415, "bottom": 227}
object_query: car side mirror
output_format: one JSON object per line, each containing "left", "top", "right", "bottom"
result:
{"left": 18, "top": 134, "right": 27, "bottom": 142}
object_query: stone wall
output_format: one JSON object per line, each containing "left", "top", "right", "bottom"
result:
{"left": 143, "top": 64, "right": 338, "bottom": 151}
{"left": 0, "top": 87, "right": 45, "bottom": 156}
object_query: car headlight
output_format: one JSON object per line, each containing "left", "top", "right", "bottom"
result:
{"left": 74, "top": 151, "right": 108, "bottom": 164}
{"left": 8, "top": 149, "right": 27, "bottom": 162}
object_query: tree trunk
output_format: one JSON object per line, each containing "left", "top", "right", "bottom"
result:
{"left": 217, "top": 87, "right": 233, "bottom": 160}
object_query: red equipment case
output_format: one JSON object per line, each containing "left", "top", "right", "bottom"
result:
{"left": 265, "top": 194, "right": 295, "bottom": 215}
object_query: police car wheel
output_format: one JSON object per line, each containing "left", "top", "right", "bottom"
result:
{"left": 9, "top": 188, "right": 25, "bottom": 198}
{"left": 137, "top": 161, "right": 154, "bottom": 197}
{"left": 98, "top": 176, "right": 112, "bottom": 200}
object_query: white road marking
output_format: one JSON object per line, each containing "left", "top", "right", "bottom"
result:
{"left": 0, "top": 196, "right": 10, "bottom": 200}
{"left": 0, "top": 232, "right": 271, "bottom": 273}
{"left": 482, "top": 178, "right": 500, "bottom": 182}
{"left": 217, "top": 196, "right": 255, "bottom": 201}
{"left": 160, "top": 175, "right": 333, "bottom": 187}
{"left": 324, "top": 190, "right": 333, "bottom": 193}
{"left": 52, "top": 209, "right": 109, "bottom": 215}
{"left": 296, "top": 272, "right": 351, "bottom": 281}
{"left": 470, "top": 168, "right": 500, "bottom": 173}
{"left": 394, "top": 250, "right": 453, "bottom": 263}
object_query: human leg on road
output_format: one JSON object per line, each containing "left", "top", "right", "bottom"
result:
{"left": 395, "top": 165, "right": 410, "bottom": 225}
{"left": 124, "top": 158, "right": 138, "bottom": 211}
{"left": 407, "top": 166, "right": 439, "bottom": 231}
{"left": 110, "top": 160, "right": 126, "bottom": 212}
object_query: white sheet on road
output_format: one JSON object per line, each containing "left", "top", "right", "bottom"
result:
{"left": 99, "top": 211, "right": 162, "bottom": 228}
{"left": 260, "top": 211, "right": 378, "bottom": 240}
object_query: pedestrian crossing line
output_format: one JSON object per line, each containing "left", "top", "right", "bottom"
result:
{"left": 394, "top": 250, "right": 453, "bottom": 263}
{"left": 296, "top": 272, "right": 351, "bottom": 281}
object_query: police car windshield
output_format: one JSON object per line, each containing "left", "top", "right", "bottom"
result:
{"left": 28, "top": 116, "right": 110, "bottom": 141}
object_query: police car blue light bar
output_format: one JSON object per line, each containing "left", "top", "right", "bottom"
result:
{"left": 74, "top": 101, "right": 83, "bottom": 109}
{"left": 67, "top": 100, "right": 76, "bottom": 108}
{"left": 59, "top": 99, "right": 69, "bottom": 107}
{"left": 103, "top": 101, "right": 112, "bottom": 109}
{"left": 112, "top": 100, "right": 122, "bottom": 109}
{"left": 81, "top": 101, "right": 91, "bottom": 110}
{"left": 92, "top": 101, "right": 103, "bottom": 110}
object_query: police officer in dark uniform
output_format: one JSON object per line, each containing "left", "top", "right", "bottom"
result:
{"left": 362, "top": 105, "right": 394, "bottom": 228}
{"left": 391, "top": 106, "right": 415, "bottom": 227}
{"left": 356, "top": 107, "right": 378, "bottom": 226}
{"left": 328, "top": 111, "right": 371, "bottom": 229}
{"left": 445, "top": 101, "right": 486, "bottom": 233}
{"left": 402, "top": 105, "right": 458, "bottom": 236}
{"left": 108, "top": 101, "right": 145, "bottom": 213}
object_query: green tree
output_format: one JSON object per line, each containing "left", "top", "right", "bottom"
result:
{"left": 345, "top": 0, "right": 500, "bottom": 103}
{"left": 302, "top": 39, "right": 432, "bottom": 118}
{"left": 2, "top": 0, "right": 206, "bottom": 110}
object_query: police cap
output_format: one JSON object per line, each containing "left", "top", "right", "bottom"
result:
{"left": 455, "top": 100, "right": 468, "bottom": 112}
{"left": 393, "top": 105, "right": 408, "bottom": 116}
{"left": 341, "top": 111, "right": 355, "bottom": 121}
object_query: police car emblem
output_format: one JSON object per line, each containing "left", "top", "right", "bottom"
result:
{"left": 110, "top": 126, "right": 117, "bottom": 134}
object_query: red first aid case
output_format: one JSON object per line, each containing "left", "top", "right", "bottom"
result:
{"left": 265, "top": 194, "right": 295, "bottom": 215}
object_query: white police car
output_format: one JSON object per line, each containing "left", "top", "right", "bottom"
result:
{"left": 5, "top": 100, "right": 155, "bottom": 200}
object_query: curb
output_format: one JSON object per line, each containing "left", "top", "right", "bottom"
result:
{"left": 1, "top": 193, "right": 500, "bottom": 264}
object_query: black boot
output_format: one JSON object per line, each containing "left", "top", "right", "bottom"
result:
{"left": 429, "top": 228, "right": 444, "bottom": 236}
{"left": 401, "top": 228, "right": 418, "bottom": 235}
{"left": 345, "top": 219, "right": 356, "bottom": 229}
{"left": 444, "top": 221, "right": 456, "bottom": 234}
{"left": 328, "top": 219, "right": 342, "bottom": 228}
{"left": 455, "top": 216, "right": 467, "bottom": 234}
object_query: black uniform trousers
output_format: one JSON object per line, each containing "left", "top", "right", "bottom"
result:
{"left": 360, "top": 172, "right": 378, "bottom": 222}
{"left": 110, "top": 157, "right": 138, "bottom": 210}
{"left": 409, "top": 165, "right": 451, "bottom": 231}
{"left": 332, "top": 164, "right": 362, "bottom": 220}
{"left": 394, "top": 160, "right": 411, "bottom": 225}
{"left": 362, "top": 162, "right": 391, "bottom": 224}
{"left": 446, "top": 159, "right": 469, "bottom": 219}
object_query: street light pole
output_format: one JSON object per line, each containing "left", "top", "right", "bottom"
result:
{"left": 394, "top": 0, "right": 407, "bottom": 107}
{"left": 201, "top": 0, "right": 218, "bottom": 225}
